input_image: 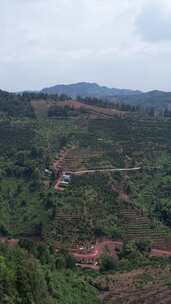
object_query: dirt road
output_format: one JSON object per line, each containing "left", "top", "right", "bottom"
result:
{"left": 1, "top": 237, "right": 171, "bottom": 260}
{"left": 73, "top": 239, "right": 171, "bottom": 261}
{"left": 73, "top": 167, "right": 141, "bottom": 175}
{"left": 151, "top": 248, "right": 171, "bottom": 257}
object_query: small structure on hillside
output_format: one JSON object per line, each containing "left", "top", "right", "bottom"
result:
{"left": 60, "top": 180, "right": 69, "bottom": 187}
{"left": 58, "top": 172, "right": 72, "bottom": 189}
{"left": 63, "top": 173, "right": 71, "bottom": 182}
{"left": 44, "top": 168, "right": 52, "bottom": 176}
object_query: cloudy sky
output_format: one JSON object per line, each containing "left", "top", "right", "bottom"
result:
{"left": 1, "top": 0, "right": 171, "bottom": 92}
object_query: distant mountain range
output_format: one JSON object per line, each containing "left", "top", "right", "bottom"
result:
{"left": 1, "top": 82, "right": 170, "bottom": 111}
{"left": 41, "top": 82, "right": 171, "bottom": 110}
{"left": 42, "top": 82, "right": 142, "bottom": 97}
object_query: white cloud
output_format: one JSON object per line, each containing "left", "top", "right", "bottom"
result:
{"left": 0, "top": 0, "right": 171, "bottom": 91}
{"left": 136, "top": 0, "right": 171, "bottom": 42}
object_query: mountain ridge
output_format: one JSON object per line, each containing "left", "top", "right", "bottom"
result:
{"left": 41, "top": 82, "right": 171, "bottom": 110}
{"left": 42, "top": 82, "right": 143, "bottom": 97}
{"left": 1, "top": 81, "right": 171, "bottom": 111}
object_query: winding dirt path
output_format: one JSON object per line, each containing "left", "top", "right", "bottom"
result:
{"left": 53, "top": 148, "right": 71, "bottom": 191}
{"left": 1, "top": 237, "right": 171, "bottom": 261}
{"left": 73, "top": 239, "right": 171, "bottom": 261}
{"left": 151, "top": 248, "right": 171, "bottom": 257}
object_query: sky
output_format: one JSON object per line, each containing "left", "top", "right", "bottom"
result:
{"left": 1, "top": 0, "right": 171, "bottom": 92}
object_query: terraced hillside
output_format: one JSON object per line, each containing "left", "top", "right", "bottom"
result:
{"left": 118, "top": 207, "right": 171, "bottom": 251}
{"left": 44, "top": 208, "right": 94, "bottom": 249}
{"left": 48, "top": 133, "right": 171, "bottom": 254}
{"left": 93, "top": 268, "right": 171, "bottom": 304}
{"left": 58, "top": 147, "right": 114, "bottom": 172}
{"left": 0, "top": 93, "right": 171, "bottom": 260}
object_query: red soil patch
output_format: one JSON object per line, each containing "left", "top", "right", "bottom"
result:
{"left": 151, "top": 248, "right": 171, "bottom": 257}
{"left": 53, "top": 148, "right": 71, "bottom": 191}
{"left": 58, "top": 100, "right": 126, "bottom": 118}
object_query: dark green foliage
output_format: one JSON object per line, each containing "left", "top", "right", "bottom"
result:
{"left": 18, "top": 239, "right": 76, "bottom": 270}
{"left": 48, "top": 105, "right": 80, "bottom": 118}
{"left": 119, "top": 240, "right": 152, "bottom": 259}
{"left": 46, "top": 174, "right": 121, "bottom": 243}
{"left": 0, "top": 121, "right": 35, "bottom": 156}
{"left": 0, "top": 243, "right": 52, "bottom": 304}
{"left": 0, "top": 242, "right": 99, "bottom": 304}
{"left": 0, "top": 90, "right": 34, "bottom": 117}
{"left": 55, "top": 249, "right": 76, "bottom": 270}
{"left": 115, "top": 240, "right": 170, "bottom": 272}
{"left": 99, "top": 253, "right": 116, "bottom": 272}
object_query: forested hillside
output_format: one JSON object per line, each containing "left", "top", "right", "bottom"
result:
{"left": 0, "top": 241, "right": 99, "bottom": 304}
{"left": 0, "top": 90, "right": 35, "bottom": 117}
{"left": 0, "top": 91, "right": 171, "bottom": 303}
